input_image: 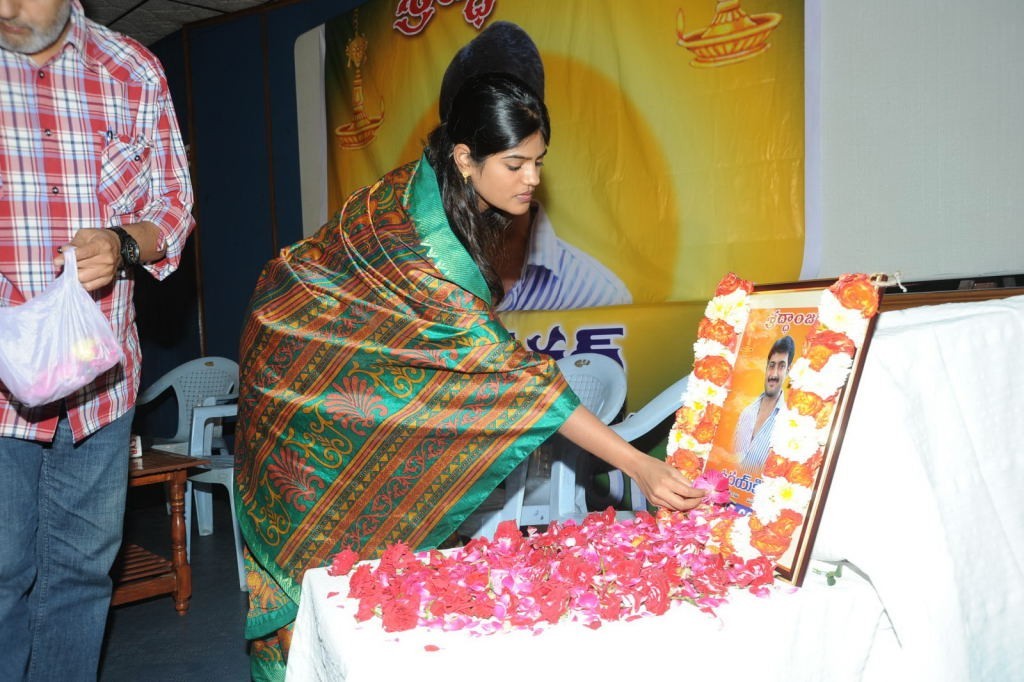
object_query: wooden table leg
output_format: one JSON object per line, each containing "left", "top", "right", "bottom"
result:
{"left": 167, "top": 471, "right": 192, "bottom": 615}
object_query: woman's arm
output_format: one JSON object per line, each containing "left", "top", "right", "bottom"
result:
{"left": 557, "top": 405, "right": 706, "bottom": 512}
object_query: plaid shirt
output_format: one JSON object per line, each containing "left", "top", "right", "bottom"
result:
{"left": 0, "top": 1, "right": 194, "bottom": 443}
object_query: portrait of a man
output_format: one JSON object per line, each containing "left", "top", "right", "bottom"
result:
{"left": 732, "top": 335, "right": 796, "bottom": 472}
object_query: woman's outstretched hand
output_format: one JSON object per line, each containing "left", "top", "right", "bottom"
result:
{"left": 557, "top": 404, "right": 706, "bottom": 512}
{"left": 625, "top": 453, "right": 706, "bottom": 512}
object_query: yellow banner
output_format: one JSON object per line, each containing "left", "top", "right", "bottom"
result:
{"left": 325, "top": 0, "right": 804, "bottom": 402}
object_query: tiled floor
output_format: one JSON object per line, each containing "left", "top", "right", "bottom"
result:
{"left": 100, "top": 487, "right": 251, "bottom": 681}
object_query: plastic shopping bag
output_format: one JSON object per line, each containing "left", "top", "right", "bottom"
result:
{"left": 0, "top": 247, "right": 124, "bottom": 407}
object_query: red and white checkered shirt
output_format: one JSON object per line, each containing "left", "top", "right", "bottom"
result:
{"left": 0, "top": 1, "right": 194, "bottom": 443}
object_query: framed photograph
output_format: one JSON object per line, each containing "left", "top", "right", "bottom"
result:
{"left": 671, "top": 274, "right": 882, "bottom": 586}
{"left": 707, "top": 283, "right": 833, "bottom": 510}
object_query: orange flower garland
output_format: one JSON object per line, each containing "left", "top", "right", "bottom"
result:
{"left": 671, "top": 273, "right": 880, "bottom": 566}
{"left": 666, "top": 273, "right": 754, "bottom": 483}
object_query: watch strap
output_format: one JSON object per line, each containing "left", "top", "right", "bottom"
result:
{"left": 111, "top": 227, "right": 141, "bottom": 267}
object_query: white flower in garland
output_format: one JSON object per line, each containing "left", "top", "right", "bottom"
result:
{"left": 750, "top": 477, "right": 813, "bottom": 525}
{"left": 684, "top": 376, "right": 729, "bottom": 408}
{"left": 771, "top": 408, "right": 823, "bottom": 461}
{"left": 692, "top": 337, "right": 736, "bottom": 365}
{"left": 789, "top": 352, "right": 854, "bottom": 401}
{"left": 728, "top": 518, "right": 762, "bottom": 562}
{"left": 818, "top": 290, "right": 869, "bottom": 341}
{"left": 704, "top": 288, "right": 750, "bottom": 331}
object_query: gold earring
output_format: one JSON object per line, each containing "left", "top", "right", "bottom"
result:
{"left": 461, "top": 171, "right": 470, "bottom": 184}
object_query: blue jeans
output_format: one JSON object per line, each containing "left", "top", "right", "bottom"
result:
{"left": 0, "top": 409, "right": 133, "bottom": 682}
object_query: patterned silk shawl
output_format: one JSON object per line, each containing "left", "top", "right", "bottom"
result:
{"left": 236, "top": 156, "right": 579, "bottom": 656}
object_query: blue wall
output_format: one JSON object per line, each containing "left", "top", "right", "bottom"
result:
{"left": 135, "top": 29, "right": 200, "bottom": 434}
{"left": 148, "top": 0, "right": 364, "bottom": 370}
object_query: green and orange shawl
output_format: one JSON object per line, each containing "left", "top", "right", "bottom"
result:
{"left": 236, "top": 156, "right": 579, "bottom": 679}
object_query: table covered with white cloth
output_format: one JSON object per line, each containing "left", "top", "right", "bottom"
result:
{"left": 287, "top": 559, "right": 890, "bottom": 682}
{"left": 286, "top": 295, "right": 1024, "bottom": 681}
{"left": 813, "top": 294, "right": 1024, "bottom": 681}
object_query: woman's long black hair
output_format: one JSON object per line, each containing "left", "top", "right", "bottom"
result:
{"left": 425, "top": 72, "right": 550, "bottom": 304}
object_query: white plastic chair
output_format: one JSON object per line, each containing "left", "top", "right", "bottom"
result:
{"left": 602, "top": 373, "right": 692, "bottom": 512}
{"left": 137, "top": 356, "right": 239, "bottom": 453}
{"left": 460, "top": 353, "right": 628, "bottom": 538}
{"left": 139, "top": 357, "right": 239, "bottom": 538}
{"left": 185, "top": 399, "right": 247, "bottom": 591}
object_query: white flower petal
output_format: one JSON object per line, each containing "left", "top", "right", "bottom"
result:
{"left": 788, "top": 352, "right": 854, "bottom": 400}
{"left": 751, "top": 476, "right": 813, "bottom": 523}
{"left": 818, "top": 291, "right": 869, "bottom": 340}
{"left": 728, "top": 518, "right": 761, "bottom": 561}
{"left": 693, "top": 338, "right": 736, "bottom": 365}
{"left": 704, "top": 290, "right": 751, "bottom": 331}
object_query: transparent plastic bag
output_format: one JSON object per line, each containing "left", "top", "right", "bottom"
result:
{"left": 0, "top": 247, "right": 124, "bottom": 407}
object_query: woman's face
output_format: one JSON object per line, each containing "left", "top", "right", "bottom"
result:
{"left": 458, "top": 131, "right": 547, "bottom": 216}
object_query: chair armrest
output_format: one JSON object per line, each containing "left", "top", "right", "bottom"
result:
{"left": 609, "top": 374, "right": 690, "bottom": 444}
{"left": 189, "top": 403, "right": 238, "bottom": 457}
{"left": 201, "top": 393, "right": 238, "bottom": 406}
{"left": 137, "top": 374, "right": 175, "bottom": 406}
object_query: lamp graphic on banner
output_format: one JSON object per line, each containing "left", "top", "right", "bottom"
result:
{"left": 335, "top": 11, "right": 385, "bottom": 150}
{"left": 676, "top": 0, "right": 782, "bottom": 68}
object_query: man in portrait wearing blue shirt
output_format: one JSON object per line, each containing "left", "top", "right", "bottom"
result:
{"left": 732, "top": 335, "right": 796, "bottom": 472}
{"left": 495, "top": 201, "right": 632, "bottom": 312}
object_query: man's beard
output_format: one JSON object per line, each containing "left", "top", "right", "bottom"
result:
{"left": 0, "top": 2, "right": 71, "bottom": 57}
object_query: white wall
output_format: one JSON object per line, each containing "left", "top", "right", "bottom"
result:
{"left": 295, "top": 26, "right": 329, "bottom": 236}
{"left": 807, "top": 0, "right": 1024, "bottom": 281}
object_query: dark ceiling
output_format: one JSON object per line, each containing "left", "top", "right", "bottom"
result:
{"left": 81, "top": 0, "right": 269, "bottom": 46}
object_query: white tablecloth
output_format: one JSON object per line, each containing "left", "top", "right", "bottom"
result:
{"left": 286, "top": 295, "right": 1024, "bottom": 682}
{"left": 813, "top": 294, "right": 1024, "bottom": 681}
{"left": 287, "top": 560, "right": 890, "bottom": 682}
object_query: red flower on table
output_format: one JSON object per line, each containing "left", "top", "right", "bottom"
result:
{"left": 328, "top": 547, "right": 360, "bottom": 576}
{"left": 381, "top": 596, "right": 420, "bottom": 632}
{"left": 536, "top": 583, "right": 571, "bottom": 624}
{"left": 640, "top": 569, "right": 672, "bottom": 615}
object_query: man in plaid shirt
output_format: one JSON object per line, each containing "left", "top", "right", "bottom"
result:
{"left": 0, "top": 1, "right": 194, "bottom": 678}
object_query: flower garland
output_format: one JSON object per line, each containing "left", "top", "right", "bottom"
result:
{"left": 666, "top": 273, "right": 754, "bottom": 481}
{"left": 324, "top": 272, "right": 879, "bottom": 634}
{"left": 698, "top": 273, "right": 880, "bottom": 563}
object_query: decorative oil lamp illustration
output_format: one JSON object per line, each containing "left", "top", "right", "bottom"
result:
{"left": 335, "top": 11, "right": 385, "bottom": 150}
{"left": 676, "top": 0, "right": 782, "bottom": 68}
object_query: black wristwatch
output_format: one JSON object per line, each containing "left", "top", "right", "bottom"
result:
{"left": 111, "top": 227, "right": 141, "bottom": 268}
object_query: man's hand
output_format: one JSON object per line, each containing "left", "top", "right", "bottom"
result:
{"left": 54, "top": 229, "right": 121, "bottom": 291}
